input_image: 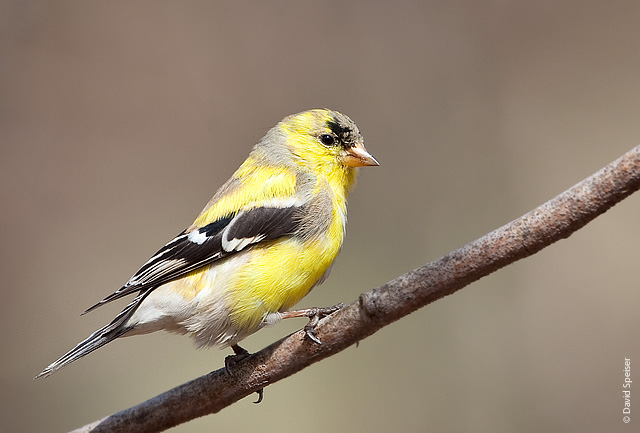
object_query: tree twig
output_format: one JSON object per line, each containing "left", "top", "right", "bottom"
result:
{"left": 71, "top": 145, "right": 640, "bottom": 433}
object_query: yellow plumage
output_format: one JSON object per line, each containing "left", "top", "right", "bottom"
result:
{"left": 36, "top": 108, "right": 378, "bottom": 379}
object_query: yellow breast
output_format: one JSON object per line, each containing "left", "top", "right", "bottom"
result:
{"left": 227, "top": 215, "right": 344, "bottom": 331}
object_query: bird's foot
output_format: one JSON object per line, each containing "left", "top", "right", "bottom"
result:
{"left": 280, "top": 303, "right": 345, "bottom": 344}
{"left": 224, "top": 344, "right": 250, "bottom": 373}
{"left": 225, "top": 344, "right": 263, "bottom": 404}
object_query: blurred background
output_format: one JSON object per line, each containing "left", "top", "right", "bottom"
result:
{"left": 2, "top": 1, "right": 639, "bottom": 432}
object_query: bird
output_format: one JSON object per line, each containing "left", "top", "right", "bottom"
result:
{"left": 36, "top": 109, "right": 378, "bottom": 380}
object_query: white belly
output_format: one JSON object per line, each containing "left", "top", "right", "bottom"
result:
{"left": 125, "top": 252, "right": 257, "bottom": 348}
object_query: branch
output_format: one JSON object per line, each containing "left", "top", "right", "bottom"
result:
{"left": 71, "top": 145, "right": 640, "bottom": 433}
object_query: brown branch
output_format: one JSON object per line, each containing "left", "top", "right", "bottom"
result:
{"left": 71, "top": 145, "right": 640, "bottom": 433}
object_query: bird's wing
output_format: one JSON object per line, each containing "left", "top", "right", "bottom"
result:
{"left": 83, "top": 203, "right": 302, "bottom": 314}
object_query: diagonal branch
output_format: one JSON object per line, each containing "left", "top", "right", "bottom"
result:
{"left": 71, "top": 145, "right": 640, "bottom": 433}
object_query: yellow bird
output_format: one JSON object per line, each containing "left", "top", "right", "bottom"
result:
{"left": 37, "top": 109, "right": 378, "bottom": 379}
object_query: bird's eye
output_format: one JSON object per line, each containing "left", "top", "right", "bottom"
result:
{"left": 319, "top": 134, "right": 337, "bottom": 146}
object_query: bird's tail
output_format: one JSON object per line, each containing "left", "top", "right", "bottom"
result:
{"left": 34, "top": 289, "right": 152, "bottom": 379}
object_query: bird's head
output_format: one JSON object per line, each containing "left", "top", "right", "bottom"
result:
{"left": 279, "top": 109, "right": 379, "bottom": 172}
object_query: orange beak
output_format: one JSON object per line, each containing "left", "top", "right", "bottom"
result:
{"left": 340, "top": 142, "right": 379, "bottom": 167}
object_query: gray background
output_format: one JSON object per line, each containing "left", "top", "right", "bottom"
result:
{"left": 2, "top": 1, "right": 639, "bottom": 432}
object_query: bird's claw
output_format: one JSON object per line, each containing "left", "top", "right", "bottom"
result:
{"left": 224, "top": 344, "right": 250, "bottom": 374}
{"left": 224, "top": 344, "right": 264, "bottom": 403}
{"left": 303, "top": 303, "right": 344, "bottom": 344}
{"left": 253, "top": 388, "right": 264, "bottom": 404}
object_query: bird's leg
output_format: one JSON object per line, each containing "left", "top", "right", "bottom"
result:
{"left": 279, "top": 303, "right": 345, "bottom": 344}
{"left": 224, "top": 344, "right": 264, "bottom": 404}
{"left": 224, "top": 344, "right": 250, "bottom": 373}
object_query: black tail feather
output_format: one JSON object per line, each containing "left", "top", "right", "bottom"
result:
{"left": 35, "top": 289, "right": 153, "bottom": 379}
{"left": 81, "top": 284, "right": 132, "bottom": 315}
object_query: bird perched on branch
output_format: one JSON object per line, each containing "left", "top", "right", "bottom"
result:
{"left": 36, "top": 109, "right": 378, "bottom": 380}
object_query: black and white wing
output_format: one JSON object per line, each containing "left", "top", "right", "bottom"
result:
{"left": 83, "top": 205, "right": 302, "bottom": 314}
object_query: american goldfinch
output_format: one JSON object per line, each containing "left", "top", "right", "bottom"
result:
{"left": 37, "top": 109, "right": 378, "bottom": 379}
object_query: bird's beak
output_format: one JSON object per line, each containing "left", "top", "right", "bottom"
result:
{"left": 341, "top": 142, "right": 379, "bottom": 167}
